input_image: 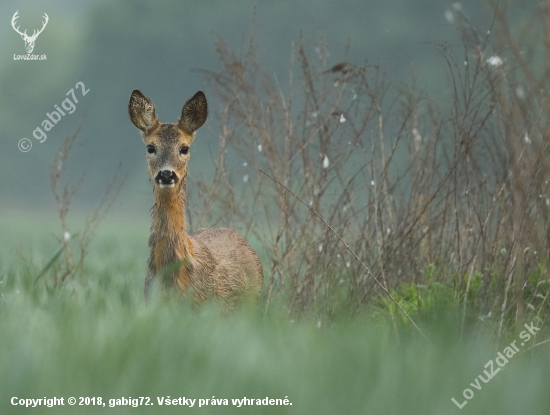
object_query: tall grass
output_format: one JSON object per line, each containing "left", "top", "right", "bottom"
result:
{"left": 1, "top": 223, "right": 550, "bottom": 415}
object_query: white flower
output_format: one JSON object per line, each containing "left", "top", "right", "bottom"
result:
{"left": 318, "top": 244, "right": 323, "bottom": 253}
{"left": 257, "top": 144, "right": 263, "bottom": 152}
{"left": 445, "top": 10, "right": 454, "bottom": 23}
{"left": 64, "top": 232, "right": 71, "bottom": 242}
{"left": 243, "top": 162, "right": 248, "bottom": 167}
{"left": 339, "top": 114, "right": 346, "bottom": 123}
{"left": 524, "top": 133, "right": 531, "bottom": 144}
{"left": 322, "top": 155, "right": 330, "bottom": 169}
{"left": 486, "top": 56, "right": 503, "bottom": 67}
{"left": 243, "top": 174, "right": 249, "bottom": 183}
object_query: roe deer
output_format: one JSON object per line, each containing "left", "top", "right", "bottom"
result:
{"left": 128, "top": 89, "right": 263, "bottom": 309}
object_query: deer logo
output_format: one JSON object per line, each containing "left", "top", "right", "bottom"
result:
{"left": 11, "top": 11, "right": 49, "bottom": 54}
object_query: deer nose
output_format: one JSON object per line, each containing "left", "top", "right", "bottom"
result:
{"left": 155, "top": 170, "right": 178, "bottom": 188}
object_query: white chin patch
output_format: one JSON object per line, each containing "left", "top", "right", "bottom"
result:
{"left": 159, "top": 183, "right": 175, "bottom": 189}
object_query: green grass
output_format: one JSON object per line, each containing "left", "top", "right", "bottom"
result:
{"left": 1, "top": 216, "right": 549, "bottom": 414}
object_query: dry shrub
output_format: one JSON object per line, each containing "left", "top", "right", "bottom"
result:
{"left": 194, "top": 4, "right": 550, "bottom": 333}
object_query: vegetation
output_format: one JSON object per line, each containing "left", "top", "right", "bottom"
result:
{"left": 2, "top": 2, "right": 550, "bottom": 414}
{"left": 194, "top": 5, "right": 550, "bottom": 336}
{"left": 1, "top": 221, "right": 550, "bottom": 415}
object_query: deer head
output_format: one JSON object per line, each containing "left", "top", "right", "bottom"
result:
{"left": 11, "top": 11, "right": 49, "bottom": 54}
{"left": 128, "top": 90, "right": 208, "bottom": 190}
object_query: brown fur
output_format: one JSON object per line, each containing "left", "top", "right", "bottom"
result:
{"left": 129, "top": 90, "right": 263, "bottom": 309}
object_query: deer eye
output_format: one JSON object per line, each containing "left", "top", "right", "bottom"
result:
{"left": 180, "top": 146, "right": 189, "bottom": 155}
{"left": 146, "top": 145, "right": 156, "bottom": 154}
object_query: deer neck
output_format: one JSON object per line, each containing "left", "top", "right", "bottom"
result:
{"left": 149, "top": 178, "right": 194, "bottom": 287}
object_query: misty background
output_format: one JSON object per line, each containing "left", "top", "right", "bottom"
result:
{"left": 0, "top": 0, "right": 508, "bottom": 219}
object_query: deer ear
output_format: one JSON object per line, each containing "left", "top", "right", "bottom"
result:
{"left": 178, "top": 91, "right": 208, "bottom": 134}
{"left": 129, "top": 90, "right": 159, "bottom": 133}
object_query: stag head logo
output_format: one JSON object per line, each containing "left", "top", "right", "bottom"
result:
{"left": 11, "top": 11, "right": 49, "bottom": 54}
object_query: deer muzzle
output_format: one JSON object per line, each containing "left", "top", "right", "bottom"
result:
{"left": 155, "top": 170, "right": 178, "bottom": 189}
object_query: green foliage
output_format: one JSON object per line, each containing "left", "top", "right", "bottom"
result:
{"left": 1, "top": 224, "right": 550, "bottom": 414}
{"left": 376, "top": 265, "right": 460, "bottom": 325}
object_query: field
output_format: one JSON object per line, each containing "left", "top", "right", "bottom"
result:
{"left": 3, "top": 3, "right": 550, "bottom": 414}
{"left": 0, "top": 215, "right": 549, "bottom": 415}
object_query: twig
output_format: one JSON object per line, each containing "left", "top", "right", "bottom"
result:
{"left": 33, "top": 233, "right": 78, "bottom": 286}
{"left": 522, "top": 339, "right": 550, "bottom": 353}
{"left": 259, "top": 168, "right": 428, "bottom": 340}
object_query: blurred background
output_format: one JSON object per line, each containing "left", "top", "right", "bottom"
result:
{"left": 0, "top": 0, "right": 495, "bottom": 215}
